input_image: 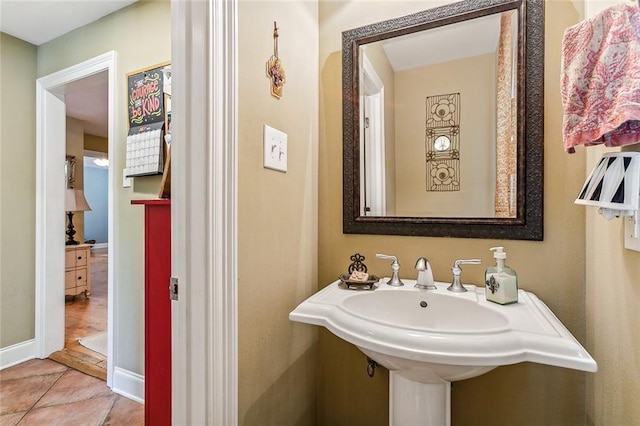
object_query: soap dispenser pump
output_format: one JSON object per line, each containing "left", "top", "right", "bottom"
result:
{"left": 485, "top": 247, "right": 518, "bottom": 305}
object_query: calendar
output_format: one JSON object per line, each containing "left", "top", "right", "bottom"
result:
{"left": 124, "top": 122, "right": 164, "bottom": 177}
{"left": 125, "top": 62, "right": 171, "bottom": 182}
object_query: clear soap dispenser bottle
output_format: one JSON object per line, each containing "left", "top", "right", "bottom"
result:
{"left": 485, "top": 247, "right": 518, "bottom": 305}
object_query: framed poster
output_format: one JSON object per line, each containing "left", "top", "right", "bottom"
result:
{"left": 127, "top": 62, "right": 169, "bottom": 128}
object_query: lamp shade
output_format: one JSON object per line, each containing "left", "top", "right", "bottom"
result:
{"left": 575, "top": 152, "right": 640, "bottom": 214}
{"left": 65, "top": 188, "right": 92, "bottom": 212}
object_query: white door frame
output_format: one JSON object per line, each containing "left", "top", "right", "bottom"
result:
{"left": 35, "top": 51, "right": 117, "bottom": 387}
{"left": 171, "top": 0, "right": 238, "bottom": 423}
{"left": 360, "top": 53, "right": 386, "bottom": 216}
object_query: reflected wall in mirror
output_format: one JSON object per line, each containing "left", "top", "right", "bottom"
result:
{"left": 343, "top": 0, "right": 544, "bottom": 240}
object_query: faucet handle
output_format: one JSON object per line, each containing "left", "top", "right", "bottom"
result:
{"left": 376, "top": 253, "right": 404, "bottom": 287}
{"left": 376, "top": 253, "right": 398, "bottom": 262}
{"left": 447, "top": 259, "right": 482, "bottom": 293}
{"left": 453, "top": 259, "right": 482, "bottom": 269}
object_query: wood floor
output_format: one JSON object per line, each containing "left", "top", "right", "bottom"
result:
{"left": 49, "top": 247, "right": 108, "bottom": 381}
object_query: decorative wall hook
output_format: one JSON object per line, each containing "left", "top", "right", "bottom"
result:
{"left": 266, "top": 21, "right": 286, "bottom": 99}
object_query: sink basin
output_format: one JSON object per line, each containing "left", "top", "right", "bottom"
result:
{"left": 341, "top": 290, "right": 509, "bottom": 333}
{"left": 290, "top": 279, "right": 597, "bottom": 425}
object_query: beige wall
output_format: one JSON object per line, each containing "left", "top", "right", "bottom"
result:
{"left": 0, "top": 33, "right": 37, "bottom": 347}
{"left": 237, "top": 1, "right": 319, "bottom": 424}
{"left": 584, "top": 142, "right": 640, "bottom": 425}
{"left": 581, "top": 0, "right": 640, "bottom": 420}
{"left": 394, "top": 53, "right": 496, "bottom": 216}
{"left": 0, "top": 0, "right": 170, "bottom": 374}
{"left": 84, "top": 134, "right": 108, "bottom": 153}
{"left": 319, "top": 1, "right": 589, "bottom": 424}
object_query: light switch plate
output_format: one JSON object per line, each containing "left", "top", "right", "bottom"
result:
{"left": 263, "top": 124, "right": 287, "bottom": 172}
{"left": 624, "top": 212, "right": 640, "bottom": 252}
{"left": 122, "top": 169, "right": 132, "bottom": 188}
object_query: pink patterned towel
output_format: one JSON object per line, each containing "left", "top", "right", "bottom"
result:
{"left": 561, "top": 4, "right": 640, "bottom": 154}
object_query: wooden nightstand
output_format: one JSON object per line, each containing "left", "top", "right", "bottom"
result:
{"left": 65, "top": 244, "right": 91, "bottom": 298}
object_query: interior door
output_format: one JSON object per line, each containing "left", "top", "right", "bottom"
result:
{"left": 35, "top": 88, "right": 67, "bottom": 356}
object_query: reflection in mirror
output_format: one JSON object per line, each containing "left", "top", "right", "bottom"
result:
{"left": 360, "top": 11, "right": 518, "bottom": 218}
{"left": 343, "top": 0, "right": 544, "bottom": 240}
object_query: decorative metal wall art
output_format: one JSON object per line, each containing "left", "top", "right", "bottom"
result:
{"left": 266, "top": 21, "right": 286, "bottom": 99}
{"left": 425, "top": 93, "right": 461, "bottom": 192}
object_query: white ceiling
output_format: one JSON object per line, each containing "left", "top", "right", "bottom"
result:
{"left": 65, "top": 71, "right": 109, "bottom": 137}
{"left": 0, "top": 0, "right": 137, "bottom": 46}
{"left": 0, "top": 0, "right": 138, "bottom": 138}
{"left": 380, "top": 13, "right": 502, "bottom": 71}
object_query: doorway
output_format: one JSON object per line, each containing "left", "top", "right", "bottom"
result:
{"left": 49, "top": 147, "right": 110, "bottom": 380}
{"left": 35, "top": 52, "right": 117, "bottom": 387}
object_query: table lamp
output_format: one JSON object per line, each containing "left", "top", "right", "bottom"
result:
{"left": 65, "top": 188, "right": 92, "bottom": 245}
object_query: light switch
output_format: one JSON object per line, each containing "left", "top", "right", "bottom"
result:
{"left": 263, "top": 124, "right": 287, "bottom": 172}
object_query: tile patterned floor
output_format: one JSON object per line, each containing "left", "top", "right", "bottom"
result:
{"left": 0, "top": 359, "right": 143, "bottom": 425}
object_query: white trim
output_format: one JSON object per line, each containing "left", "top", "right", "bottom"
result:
{"left": 360, "top": 53, "right": 386, "bottom": 216}
{"left": 35, "top": 51, "right": 118, "bottom": 390}
{"left": 171, "top": 0, "right": 238, "bottom": 423}
{"left": 0, "top": 340, "right": 35, "bottom": 370}
{"left": 90, "top": 243, "right": 109, "bottom": 250}
{"left": 103, "top": 53, "right": 118, "bottom": 390}
{"left": 361, "top": 53, "right": 384, "bottom": 95}
{"left": 112, "top": 366, "right": 145, "bottom": 404}
{"left": 35, "top": 85, "right": 66, "bottom": 358}
{"left": 362, "top": 92, "right": 386, "bottom": 216}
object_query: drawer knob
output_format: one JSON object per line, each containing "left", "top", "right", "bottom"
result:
{"left": 77, "top": 276, "right": 82, "bottom": 280}
{"left": 77, "top": 256, "right": 82, "bottom": 260}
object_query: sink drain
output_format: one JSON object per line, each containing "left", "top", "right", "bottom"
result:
{"left": 419, "top": 300, "right": 428, "bottom": 308}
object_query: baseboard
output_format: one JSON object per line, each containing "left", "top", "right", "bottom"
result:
{"left": 112, "top": 366, "right": 145, "bottom": 404}
{"left": 0, "top": 339, "right": 35, "bottom": 370}
{"left": 90, "top": 243, "right": 108, "bottom": 250}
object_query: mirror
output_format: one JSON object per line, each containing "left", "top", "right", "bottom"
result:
{"left": 343, "top": 0, "right": 544, "bottom": 240}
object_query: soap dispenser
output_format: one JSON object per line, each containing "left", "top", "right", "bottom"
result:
{"left": 485, "top": 247, "right": 518, "bottom": 305}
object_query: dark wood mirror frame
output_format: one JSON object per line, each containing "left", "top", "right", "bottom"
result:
{"left": 343, "top": 0, "right": 544, "bottom": 240}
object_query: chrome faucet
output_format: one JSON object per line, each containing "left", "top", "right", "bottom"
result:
{"left": 414, "top": 257, "right": 436, "bottom": 290}
{"left": 376, "top": 253, "right": 404, "bottom": 287}
{"left": 447, "top": 259, "right": 481, "bottom": 293}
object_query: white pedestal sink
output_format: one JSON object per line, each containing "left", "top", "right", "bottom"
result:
{"left": 290, "top": 279, "right": 597, "bottom": 426}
